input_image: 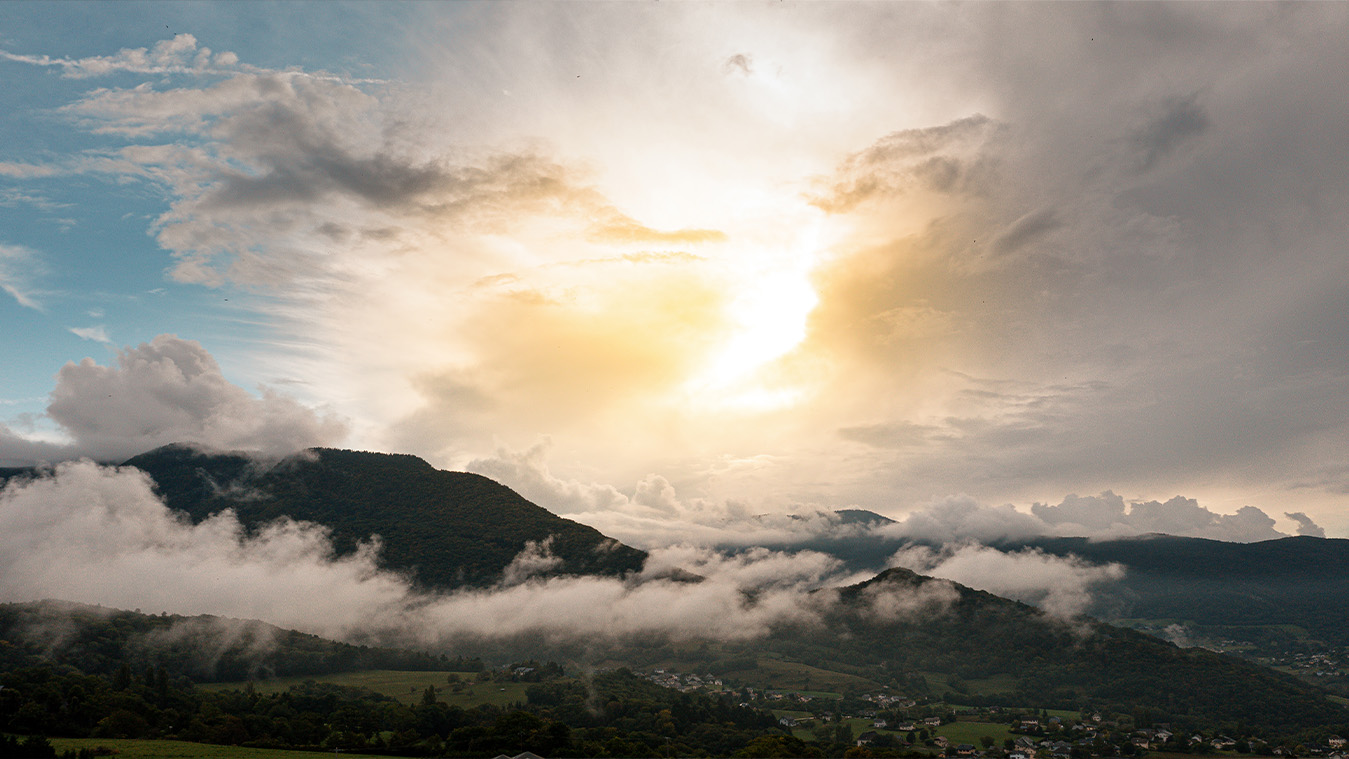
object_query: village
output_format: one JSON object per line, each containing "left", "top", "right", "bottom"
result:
{"left": 633, "top": 669, "right": 1349, "bottom": 759}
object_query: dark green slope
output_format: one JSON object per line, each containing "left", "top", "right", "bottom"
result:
{"left": 120, "top": 444, "right": 648, "bottom": 588}
{"left": 1007, "top": 535, "right": 1349, "bottom": 645}
{"left": 0, "top": 600, "right": 465, "bottom": 681}
{"left": 820, "top": 568, "right": 1345, "bottom": 732}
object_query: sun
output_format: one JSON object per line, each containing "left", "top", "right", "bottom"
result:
{"left": 681, "top": 215, "right": 828, "bottom": 410}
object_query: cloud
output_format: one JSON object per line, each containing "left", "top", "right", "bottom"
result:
{"left": 0, "top": 460, "right": 411, "bottom": 640}
{"left": 0, "top": 461, "right": 903, "bottom": 646}
{"left": 1, "top": 33, "right": 370, "bottom": 86}
{"left": 471, "top": 442, "right": 1326, "bottom": 553}
{"left": 0, "top": 162, "right": 64, "bottom": 179}
{"left": 68, "top": 325, "right": 112, "bottom": 344}
{"left": 889, "top": 543, "right": 1125, "bottom": 618}
{"left": 1284, "top": 511, "right": 1327, "bottom": 538}
{"left": 0, "top": 34, "right": 239, "bottom": 79}
{"left": 723, "top": 54, "right": 753, "bottom": 76}
{"left": 0, "top": 244, "right": 45, "bottom": 310}
{"left": 871, "top": 490, "right": 1311, "bottom": 545}
{"left": 0, "top": 335, "right": 346, "bottom": 464}
{"left": 500, "top": 536, "right": 564, "bottom": 586}
{"left": 1031, "top": 492, "right": 1291, "bottom": 543}
{"left": 10, "top": 9, "right": 1349, "bottom": 536}
{"left": 877, "top": 495, "right": 1051, "bottom": 545}
{"left": 809, "top": 114, "right": 1001, "bottom": 213}
{"left": 1128, "top": 94, "right": 1210, "bottom": 172}
{"left": 58, "top": 71, "right": 715, "bottom": 291}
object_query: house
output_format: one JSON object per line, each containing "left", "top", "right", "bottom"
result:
{"left": 926, "top": 716, "right": 945, "bottom": 727}
{"left": 935, "top": 736, "right": 950, "bottom": 748}
{"left": 1331, "top": 738, "right": 1347, "bottom": 749}
{"left": 779, "top": 717, "right": 798, "bottom": 728}
{"left": 897, "top": 723, "right": 917, "bottom": 732}
{"left": 857, "top": 731, "right": 880, "bottom": 746}
{"left": 874, "top": 720, "right": 889, "bottom": 729}
{"left": 956, "top": 744, "right": 978, "bottom": 756}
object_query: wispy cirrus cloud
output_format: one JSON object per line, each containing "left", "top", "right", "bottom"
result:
{"left": 0, "top": 243, "right": 46, "bottom": 311}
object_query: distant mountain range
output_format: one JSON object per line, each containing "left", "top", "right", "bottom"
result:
{"left": 744, "top": 508, "right": 1349, "bottom": 649}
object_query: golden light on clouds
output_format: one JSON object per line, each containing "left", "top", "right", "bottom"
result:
{"left": 8, "top": 2, "right": 1349, "bottom": 538}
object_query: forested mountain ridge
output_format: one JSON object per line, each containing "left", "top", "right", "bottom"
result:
{"left": 1004, "top": 535, "right": 1349, "bottom": 643}
{"left": 116, "top": 444, "right": 649, "bottom": 588}
{"left": 734, "top": 512, "right": 1349, "bottom": 650}
{"left": 820, "top": 568, "right": 1346, "bottom": 732}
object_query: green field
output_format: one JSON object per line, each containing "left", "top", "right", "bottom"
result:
{"left": 724, "top": 656, "right": 882, "bottom": 693}
{"left": 936, "top": 721, "right": 1015, "bottom": 746}
{"left": 961, "top": 673, "right": 1019, "bottom": 695}
{"left": 200, "top": 670, "right": 530, "bottom": 707}
{"left": 47, "top": 738, "right": 388, "bottom": 759}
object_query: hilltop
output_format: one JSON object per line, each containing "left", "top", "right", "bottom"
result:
{"left": 118, "top": 444, "right": 649, "bottom": 588}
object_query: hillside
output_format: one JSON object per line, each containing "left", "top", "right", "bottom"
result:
{"left": 0, "top": 601, "right": 782, "bottom": 755}
{"left": 0, "top": 600, "right": 469, "bottom": 682}
{"left": 1008, "top": 535, "right": 1349, "bottom": 644}
{"left": 434, "top": 568, "right": 1349, "bottom": 736}
{"left": 735, "top": 514, "right": 1349, "bottom": 651}
{"left": 821, "top": 568, "right": 1345, "bottom": 732}
{"left": 118, "top": 444, "right": 649, "bottom": 588}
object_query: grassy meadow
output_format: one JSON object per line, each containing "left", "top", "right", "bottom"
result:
{"left": 47, "top": 738, "right": 388, "bottom": 759}
{"left": 199, "top": 670, "right": 530, "bottom": 707}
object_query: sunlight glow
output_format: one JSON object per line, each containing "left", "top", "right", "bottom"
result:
{"left": 681, "top": 215, "right": 828, "bottom": 410}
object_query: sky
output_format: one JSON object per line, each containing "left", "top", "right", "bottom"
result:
{"left": 3, "top": 1, "right": 1349, "bottom": 542}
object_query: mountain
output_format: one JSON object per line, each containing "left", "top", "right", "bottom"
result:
{"left": 1007, "top": 534, "right": 1349, "bottom": 647}
{"left": 820, "top": 568, "right": 1345, "bottom": 732}
{"left": 735, "top": 511, "right": 1349, "bottom": 652}
{"left": 455, "top": 566, "right": 1348, "bottom": 736}
{"left": 118, "top": 444, "right": 648, "bottom": 588}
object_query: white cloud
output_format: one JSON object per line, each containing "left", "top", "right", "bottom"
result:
{"left": 877, "top": 495, "right": 1049, "bottom": 544}
{"left": 1030, "top": 491, "right": 1305, "bottom": 543}
{"left": 889, "top": 543, "right": 1125, "bottom": 619}
{"left": 68, "top": 325, "right": 112, "bottom": 344}
{"left": 0, "top": 34, "right": 338, "bottom": 83}
{"left": 0, "top": 335, "right": 347, "bottom": 464}
{"left": 0, "top": 243, "right": 44, "bottom": 311}
{"left": 0, "top": 462, "right": 911, "bottom": 646}
{"left": 0, "top": 460, "right": 409, "bottom": 639}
